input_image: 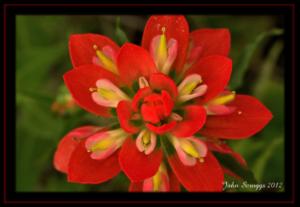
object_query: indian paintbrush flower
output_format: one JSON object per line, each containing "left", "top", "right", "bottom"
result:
{"left": 54, "top": 15, "right": 272, "bottom": 192}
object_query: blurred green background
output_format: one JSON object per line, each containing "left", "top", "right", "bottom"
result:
{"left": 16, "top": 15, "right": 284, "bottom": 192}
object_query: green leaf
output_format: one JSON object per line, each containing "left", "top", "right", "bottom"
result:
{"left": 252, "top": 136, "right": 283, "bottom": 182}
{"left": 253, "top": 40, "right": 284, "bottom": 99}
{"left": 44, "top": 176, "right": 91, "bottom": 192}
{"left": 16, "top": 43, "right": 66, "bottom": 91}
{"left": 115, "top": 17, "right": 129, "bottom": 45}
{"left": 229, "top": 29, "right": 283, "bottom": 89}
{"left": 16, "top": 94, "right": 65, "bottom": 141}
{"left": 213, "top": 152, "right": 257, "bottom": 184}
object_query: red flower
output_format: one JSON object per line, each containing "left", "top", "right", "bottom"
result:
{"left": 54, "top": 15, "right": 272, "bottom": 192}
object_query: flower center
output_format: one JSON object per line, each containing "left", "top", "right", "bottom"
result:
{"left": 141, "top": 91, "right": 174, "bottom": 124}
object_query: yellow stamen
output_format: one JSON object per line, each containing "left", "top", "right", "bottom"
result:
{"left": 93, "top": 45, "right": 118, "bottom": 74}
{"left": 180, "top": 139, "right": 199, "bottom": 158}
{"left": 199, "top": 157, "right": 205, "bottom": 163}
{"left": 156, "top": 27, "right": 168, "bottom": 65}
{"left": 152, "top": 164, "right": 166, "bottom": 191}
{"left": 97, "top": 88, "right": 119, "bottom": 100}
{"left": 90, "top": 138, "right": 114, "bottom": 152}
{"left": 153, "top": 172, "right": 161, "bottom": 192}
{"left": 180, "top": 81, "right": 200, "bottom": 95}
{"left": 142, "top": 131, "right": 151, "bottom": 146}
{"left": 209, "top": 91, "right": 236, "bottom": 105}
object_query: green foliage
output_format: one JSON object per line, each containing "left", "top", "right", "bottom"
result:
{"left": 214, "top": 152, "right": 257, "bottom": 184}
{"left": 229, "top": 29, "right": 283, "bottom": 90}
{"left": 115, "top": 17, "right": 130, "bottom": 45}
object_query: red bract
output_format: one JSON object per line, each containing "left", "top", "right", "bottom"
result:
{"left": 54, "top": 15, "right": 272, "bottom": 192}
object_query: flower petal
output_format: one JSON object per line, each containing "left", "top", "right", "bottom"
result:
{"left": 186, "top": 55, "right": 232, "bottom": 104}
{"left": 129, "top": 182, "right": 143, "bottom": 192}
{"left": 68, "top": 141, "right": 120, "bottom": 184}
{"left": 142, "top": 15, "right": 189, "bottom": 72}
{"left": 69, "top": 33, "right": 119, "bottom": 67}
{"left": 169, "top": 170, "right": 181, "bottom": 192}
{"left": 168, "top": 150, "right": 224, "bottom": 192}
{"left": 149, "top": 73, "right": 178, "bottom": 99}
{"left": 117, "top": 100, "right": 140, "bottom": 134}
{"left": 200, "top": 95, "right": 273, "bottom": 139}
{"left": 171, "top": 105, "right": 206, "bottom": 138}
{"left": 117, "top": 43, "right": 158, "bottom": 87}
{"left": 190, "top": 29, "right": 230, "bottom": 58}
{"left": 132, "top": 87, "right": 152, "bottom": 112}
{"left": 63, "top": 64, "right": 119, "bottom": 117}
{"left": 53, "top": 126, "right": 102, "bottom": 173}
{"left": 129, "top": 170, "right": 180, "bottom": 192}
{"left": 146, "top": 121, "right": 177, "bottom": 135}
{"left": 119, "top": 138, "right": 163, "bottom": 182}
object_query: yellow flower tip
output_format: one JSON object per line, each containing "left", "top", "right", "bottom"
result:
{"left": 93, "top": 44, "right": 98, "bottom": 50}
{"left": 89, "top": 87, "right": 97, "bottom": 92}
{"left": 161, "top": 26, "right": 166, "bottom": 34}
{"left": 199, "top": 157, "right": 205, "bottom": 163}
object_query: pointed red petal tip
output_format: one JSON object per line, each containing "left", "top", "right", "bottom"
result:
{"left": 119, "top": 138, "right": 163, "bottom": 182}
{"left": 63, "top": 64, "right": 119, "bottom": 117}
{"left": 190, "top": 28, "right": 231, "bottom": 58}
{"left": 142, "top": 15, "right": 189, "bottom": 72}
{"left": 171, "top": 105, "right": 206, "bottom": 138}
{"left": 149, "top": 73, "right": 178, "bottom": 99}
{"left": 168, "top": 151, "right": 224, "bottom": 192}
{"left": 69, "top": 33, "right": 119, "bottom": 68}
{"left": 186, "top": 55, "right": 232, "bottom": 104}
{"left": 117, "top": 100, "right": 140, "bottom": 134}
{"left": 200, "top": 95, "right": 273, "bottom": 139}
{"left": 68, "top": 141, "right": 121, "bottom": 184}
{"left": 54, "top": 126, "right": 101, "bottom": 173}
{"left": 117, "top": 43, "right": 158, "bottom": 87}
